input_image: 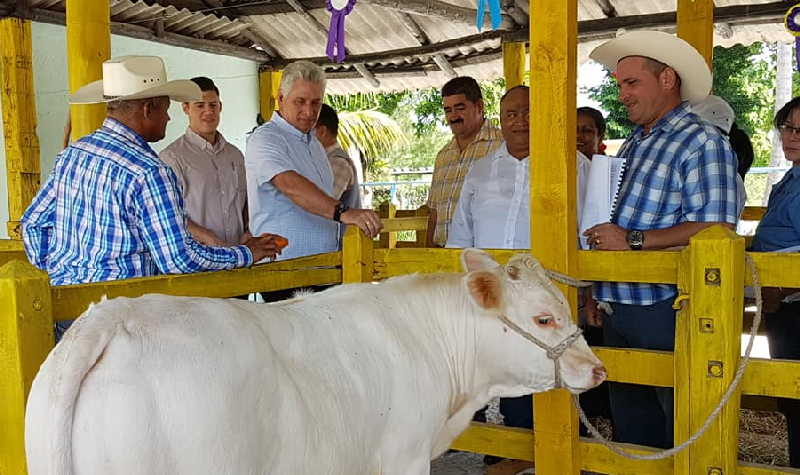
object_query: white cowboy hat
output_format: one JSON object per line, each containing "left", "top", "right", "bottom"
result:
{"left": 691, "top": 94, "right": 735, "bottom": 133}
{"left": 69, "top": 55, "right": 202, "bottom": 104}
{"left": 589, "top": 30, "right": 712, "bottom": 103}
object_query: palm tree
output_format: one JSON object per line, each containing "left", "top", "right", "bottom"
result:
{"left": 336, "top": 109, "right": 407, "bottom": 170}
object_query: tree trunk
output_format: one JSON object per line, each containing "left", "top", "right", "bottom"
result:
{"left": 764, "top": 41, "right": 793, "bottom": 205}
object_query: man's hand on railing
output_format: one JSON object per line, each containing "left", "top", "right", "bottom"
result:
{"left": 245, "top": 233, "right": 288, "bottom": 263}
{"left": 341, "top": 209, "right": 384, "bottom": 238}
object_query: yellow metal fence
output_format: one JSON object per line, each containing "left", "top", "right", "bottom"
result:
{"left": 2, "top": 214, "right": 800, "bottom": 474}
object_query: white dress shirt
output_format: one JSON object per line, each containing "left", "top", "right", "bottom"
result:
{"left": 446, "top": 144, "right": 589, "bottom": 249}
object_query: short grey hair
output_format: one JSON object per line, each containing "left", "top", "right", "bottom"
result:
{"left": 279, "top": 61, "right": 326, "bottom": 97}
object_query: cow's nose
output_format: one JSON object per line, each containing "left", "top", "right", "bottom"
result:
{"left": 592, "top": 365, "right": 607, "bottom": 385}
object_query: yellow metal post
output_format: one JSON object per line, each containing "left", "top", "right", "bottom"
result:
{"left": 0, "top": 260, "right": 53, "bottom": 475}
{"left": 503, "top": 42, "right": 526, "bottom": 90}
{"left": 530, "top": 0, "right": 579, "bottom": 473}
{"left": 0, "top": 18, "right": 40, "bottom": 239}
{"left": 674, "top": 226, "right": 743, "bottom": 475}
{"left": 259, "top": 69, "right": 282, "bottom": 121}
{"left": 66, "top": 0, "right": 110, "bottom": 140}
{"left": 342, "top": 226, "right": 373, "bottom": 284}
{"left": 677, "top": 0, "right": 714, "bottom": 67}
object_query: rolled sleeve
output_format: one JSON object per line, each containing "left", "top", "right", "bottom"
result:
{"left": 681, "top": 139, "right": 738, "bottom": 225}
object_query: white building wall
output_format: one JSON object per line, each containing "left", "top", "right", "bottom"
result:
{"left": 0, "top": 22, "right": 260, "bottom": 239}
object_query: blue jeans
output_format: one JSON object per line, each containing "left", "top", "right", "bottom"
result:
{"left": 765, "top": 301, "right": 800, "bottom": 468}
{"left": 604, "top": 298, "right": 676, "bottom": 448}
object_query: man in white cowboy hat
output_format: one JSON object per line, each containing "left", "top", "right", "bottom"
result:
{"left": 21, "top": 56, "right": 284, "bottom": 336}
{"left": 583, "top": 31, "right": 739, "bottom": 449}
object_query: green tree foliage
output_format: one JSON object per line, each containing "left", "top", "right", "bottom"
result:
{"left": 587, "top": 43, "right": 775, "bottom": 165}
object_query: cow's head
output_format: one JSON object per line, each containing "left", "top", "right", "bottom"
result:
{"left": 461, "top": 249, "right": 606, "bottom": 395}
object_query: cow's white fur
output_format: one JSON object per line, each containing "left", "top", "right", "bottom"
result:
{"left": 25, "top": 250, "right": 603, "bottom": 475}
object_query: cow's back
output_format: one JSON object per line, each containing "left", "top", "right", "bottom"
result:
{"left": 51, "top": 292, "right": 438, "bottom": 474}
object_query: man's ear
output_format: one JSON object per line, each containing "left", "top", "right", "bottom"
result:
{"left": 660, "top": 68, "right": 679, "bottom": 92}
{"left": 466, "top": 270, "right": 502, "bottom": 310}
{"left": 182, "top": 102, "right": 190, "bottom": 115}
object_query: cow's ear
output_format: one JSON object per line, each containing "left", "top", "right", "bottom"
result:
{"left": 466, "top": 271, "right": 502, "bottom": 310}
{"left": 461, "top": 248, "right": 499, "bottom": 273}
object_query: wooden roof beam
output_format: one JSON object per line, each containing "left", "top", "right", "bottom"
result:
{"left": 278, "top": 29, "right": 506, "bottom": 67}
{"left": 502, "top": 1, "right": 790, "bottom": 43}
{"left": 285, "top": 0, "right": 330, "bottom": 39}
{"left": 363, "top": 0, "right": 514, "bottom": 29}
{"left": 398, "top": 12, "right": 430, "bottom": 46}
{"left": 200, "top": 0, "right": 281, "bottom": 58}
{"left": 26, "top": 7, "right": 271, "bottom": 63}
{"left": 433, "top": 54, "right": 457, "bottom": 78}
{"left": 353, "top": 63, "right": 380, "bottom": 88}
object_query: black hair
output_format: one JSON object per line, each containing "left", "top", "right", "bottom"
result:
{"left": 577, "top": 106, "right": 606, "bottom": 138}
{"left": 775, "top": 96, "right": 800, "bottom": 129}
{"left": 441, "top": 76, "right": 483, "bottom": 103}
{"left": 317, "top": 104, "right": 339, "bottom": 135}
{"left": 728, "top": 121, "right": 754, "bottom": 180}
{"left": 189, "top": 76, "right": 219, "bottom": 96}
{"left": 500, "top": 85, "right": 529, "bottom": 104}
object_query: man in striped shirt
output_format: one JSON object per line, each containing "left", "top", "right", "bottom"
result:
{"left": 22, "top": 57, "right": 283, "bottom": 337}
{"left": 427, "top": 76, "right": 503, "bottom": 247}
{"left": 584, "top": 33, "right": 739, "bottom": 449}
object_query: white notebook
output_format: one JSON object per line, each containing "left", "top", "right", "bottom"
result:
{"left": 579, "top": 155, "right": 628, "bottom": 249}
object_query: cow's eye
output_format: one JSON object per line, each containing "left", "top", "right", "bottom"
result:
{"left": 534, "top": 315, "right": 553, "bottom": 326}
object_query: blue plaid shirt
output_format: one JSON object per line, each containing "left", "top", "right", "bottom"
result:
{"left": 594, "top": 103, "right": 739, "bottom": 305}
{"left": 21, "top": 118, "right": 252, "bottom": 286}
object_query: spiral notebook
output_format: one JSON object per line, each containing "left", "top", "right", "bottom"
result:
{"left": 579, "top": 155, "right": 628, "bottom": 249}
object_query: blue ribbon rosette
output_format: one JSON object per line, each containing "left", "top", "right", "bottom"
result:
{"left": 326, "top": 0, "right": 356, "bottom": 63}
{"left": 785, "top": 3, "right": 800, "bottom": 71}
{"left": 476, "top": 0, "right": 502, "bottom": 31}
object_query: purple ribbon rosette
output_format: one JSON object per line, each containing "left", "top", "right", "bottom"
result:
{"left": 326, "top": 0, "right": 356, "bottom": 63}
{"left": 785, "top": 3, "right": 800, "bottom": 71}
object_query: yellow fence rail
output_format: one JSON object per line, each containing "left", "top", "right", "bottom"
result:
{"left": 2, "top": 220, "right": 800, "bottom": 474}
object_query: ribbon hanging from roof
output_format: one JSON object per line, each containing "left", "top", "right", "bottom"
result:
{"left": 785, "top": 3, "right": 800, "bottom": 72}
{"left": 326, "top": 0, "right": 356, "bottom": 63}
{"left": 476, "top": 0, "right": 501, "bottom": 31}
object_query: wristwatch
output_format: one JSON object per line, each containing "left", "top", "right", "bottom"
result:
{"left": 626, "top": 229, "right": 644, "bottom": 250}
{"left": 332, "top": 202, "right": 349, "bottom": 222}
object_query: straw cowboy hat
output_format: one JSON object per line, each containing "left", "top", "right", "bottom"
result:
{"left": 589, "top": 30, "right": 711, "bottom": 103}
{"left": 69, "top": 55, "right": 202, "bottom": 104}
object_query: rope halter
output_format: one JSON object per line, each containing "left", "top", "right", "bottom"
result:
{"left": 497, "top": 314, "right": 584, "bottom": 390}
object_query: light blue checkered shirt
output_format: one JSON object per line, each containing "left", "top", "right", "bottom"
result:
{"left": 594, "top": 103, "right": 739, "bottom": 305}
{"left": 21, "top": 118, "right": 252, "bottom": 286}
{"left": 245, "top": 113, "right": 338, "bottom": 261}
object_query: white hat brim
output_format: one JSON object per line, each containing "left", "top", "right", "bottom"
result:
{"left": 69, "top": 79, "right": 202, "bottom": 104}
{"left": 589, "top": 31, "right": 711, "bottom": 103}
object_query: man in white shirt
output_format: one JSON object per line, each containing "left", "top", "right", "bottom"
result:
{"left": 447, "top": 86, "right": 589, "bottom": 249}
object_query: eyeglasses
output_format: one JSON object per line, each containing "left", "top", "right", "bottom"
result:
{"left": 779, "top": 124, "right": 800, "bottom": 137}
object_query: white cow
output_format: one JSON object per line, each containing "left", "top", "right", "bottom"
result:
{"left": 26, "top": 249, "right": 605, "bottom": 475}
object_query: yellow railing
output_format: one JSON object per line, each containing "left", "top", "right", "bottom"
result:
{"left": 3, "top": 219, "right": 800, "bottom": 474}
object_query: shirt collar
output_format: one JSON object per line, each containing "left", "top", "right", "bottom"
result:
{"left": 325, "top": 143, "right": 343, "bottom": 153}
{"left": 443, "top": 119, "right": 500, "bottom": 152}
{"left": 101, "top": 117, "right": 156, "bottom": 154}
{"left": 631, "top": 101, "right": 692, "bottom": 138}
{"left": 272, "top": 111, "right": 314, "bottom": 144}
{"left": 498, "top": 142, "right": 529, "bottom": 163}
{"left": 184, "top": 127, "right": 227, "bottom": 154}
